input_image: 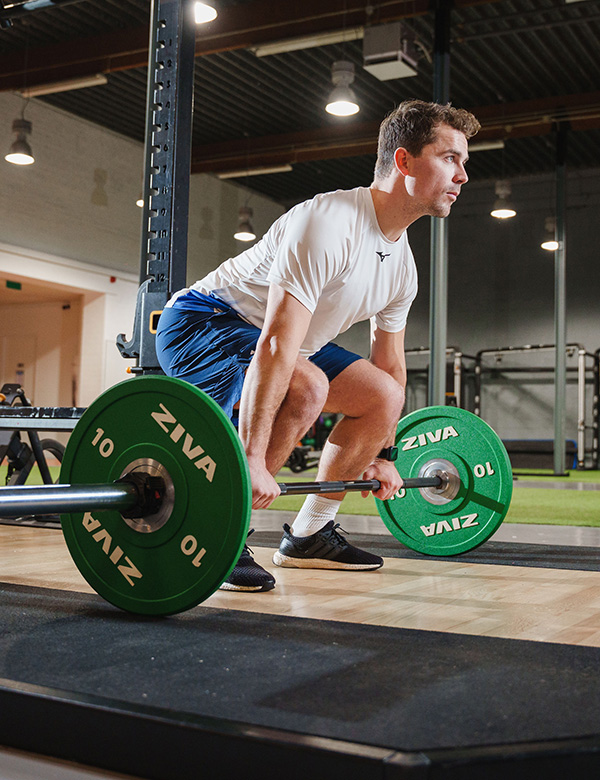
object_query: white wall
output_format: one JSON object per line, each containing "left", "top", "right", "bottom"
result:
{"left": 0, "top": 91, "right": 283, "bottom": 283}
{"left": 0, "top": 242, "right": 139, "bottom": 405}
{"left": 0, "top": 91, "right": 283, "bottom": 407}
{"left": 187, "top": 169, "right": 284, "bottom": 284}
{"left": 0, "top": 93, "right": 142, "bottom": 273}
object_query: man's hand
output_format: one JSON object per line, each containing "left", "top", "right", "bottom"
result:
{"left": 361, "top": 459, "right": 403, "bottom": 500}
{"left": 247, "top": 456, "right": 281, "bottom": 509}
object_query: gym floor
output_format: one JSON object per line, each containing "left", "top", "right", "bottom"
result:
{"left": 1, "top": 483, "right": 600, "bottom": 779}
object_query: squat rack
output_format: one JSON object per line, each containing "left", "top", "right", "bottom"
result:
{"left": 116, "top": 0, "right": 196, "bottom": 374}
{"left": 473, "top": 343, "right": 597, "bottom": 470}
{"left": 404, "top": 347, "right": 475, "bottom": 411}
{"left": 0, "top": 0, "right": 194, "bottom": 443}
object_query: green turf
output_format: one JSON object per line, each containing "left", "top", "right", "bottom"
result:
{"left": 513, "top": 470, "right": 600, "bottom": 483}
{"left": 505, "top": 488, "right": 600, "bottom": 526}
{"left": 0, "top": 465, "right": 62, "bottom": 486}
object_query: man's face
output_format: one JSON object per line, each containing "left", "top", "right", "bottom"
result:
{"left": 401, "top": 125, "right": 470, "bottom": 218}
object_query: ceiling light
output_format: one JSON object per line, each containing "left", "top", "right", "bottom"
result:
{"left": 326, "top": 61, "right": 359, "bottom": 117}
{"left": 469, "top": 140, "right": 505, "bottom": 153}
{"left": 252, "top": 27, "right": 364, "bottom": 57}
{"left": 217, "top": 164, "right": 293, "bottom": 179}
{"left": 194, "top": 1, "right": 217, "bottom": 23}
{"left": 490, "top": 180, "right": 516, "bottom": 219}
{"left": 5, "top": 118, "right": 34, "bottom": 165}
{"left": 541, "top": 239, "right": 559, "bottom": 252}
{"left": 234, "top": 206, "right": 256, "bottom": 242}
{"left": 136, "top": 195, "right": 144, "bottom": 208}
{"left": 19, "top": 74, "right": 107, "bottom": 98}
{"left": 541, "top": 217, "right": 559, "bottom": 251}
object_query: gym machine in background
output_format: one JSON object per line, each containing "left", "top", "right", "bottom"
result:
{"left": 404, "top": 347, "right": 476, "bottom": 412}
{"left": 473, "top": 343, "right": 597, "bottom": 471}
{"left": 404, "top": 344, "right": 599, "bottom": 471}
{"left": 0, "top": 384, "right": 66, "bottom": 487}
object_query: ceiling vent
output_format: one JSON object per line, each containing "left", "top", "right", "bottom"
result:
{"left": 363, "top": 23, "right": 418, "bottom": 81}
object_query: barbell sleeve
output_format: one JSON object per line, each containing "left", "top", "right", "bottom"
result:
{"left": 277, "top": 476, "right": 443, "bottom": 496}
{"left": 0, "top": 482, "right": 140, "bottom": 518}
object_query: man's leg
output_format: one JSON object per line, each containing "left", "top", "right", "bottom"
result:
{"left": 273, "top": 358, "right": 404, "bottom": 570}
{"left": 157, "top": 304, "right": 337, "bottom": 589}
{"left": 156, "top": 304, "right": 281, "bottom": 592}
{"left": 295, "top": 358, "right": 404, "bottom": 528}
{"left": 223, "top": 357, "right": 331, "bottom": 589}
{"left": 317, "top": 358, "right": 404, "bottom": 490}
{"left": 263, "top": 357, "right": 330, "bottom": 475}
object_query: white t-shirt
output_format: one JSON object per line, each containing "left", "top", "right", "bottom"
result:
{"left": 173, "top": 187, "right": 418, "bottom": 357}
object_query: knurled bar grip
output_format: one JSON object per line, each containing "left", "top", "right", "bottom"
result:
{"left": 278, "top": 476, "right": 443, "bottom": 495}
{"left": 0, "top": 483, "right": 139, "bottom": 517}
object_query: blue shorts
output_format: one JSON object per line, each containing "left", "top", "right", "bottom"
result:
{"left": 155, "top": 291, "right": 362, "bottom": 420}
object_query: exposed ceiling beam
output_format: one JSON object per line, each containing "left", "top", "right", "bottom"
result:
{"left": 190, "top": 92, "right": 600, "bottom": 174}
{"left": 0, "top": 0, "right": 505, "bottom": 93}
{"left": 192, "top": 122, "right": 380, "bottom": 174}
{"left": 0, "top": 25, "right": 149, "bottom": 91}
{"left": 192, "top": 0, "right": 429, "bottom": 57}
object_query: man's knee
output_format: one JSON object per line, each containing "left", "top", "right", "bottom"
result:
{"left": 368, "top": 370, "right": 405, "bottom": 424}
{"left": 286, "top": 361, "right": 329, "bottom": 423}
{"left": 326, "top": 360, "right": 404, "bottom": 423}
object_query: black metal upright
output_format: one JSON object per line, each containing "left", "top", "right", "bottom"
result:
{"left": 428, "top": 0, "right": 452, "bottom": 406}
{"left": 554, "top": 122, "right": 568, "bottom": 474}
{"left": 117, "top": 0, "right": 196, "bottom": 373}
{"left": 432, "top": 0, "right": 451, "bottom": 104}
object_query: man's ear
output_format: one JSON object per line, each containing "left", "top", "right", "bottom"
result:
{"left": 394, "top": 147, "right": 411, "bottom": 176}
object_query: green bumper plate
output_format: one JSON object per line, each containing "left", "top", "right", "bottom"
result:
{"left": 60, "top": 376, "right": 251, "bottom": 615}
{"left": 376, "top": 406, "right": 513, "bottom": 555}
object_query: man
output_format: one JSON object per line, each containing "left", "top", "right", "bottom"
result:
{"left": 156, "top": 99, "right": 480, "bottom": 592}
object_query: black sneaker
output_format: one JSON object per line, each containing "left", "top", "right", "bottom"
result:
{"left": 219, "top": 530, "right": 276, "bottom": 592}
{"left": 272, "top": 521, "right": 383, "bottom": 570}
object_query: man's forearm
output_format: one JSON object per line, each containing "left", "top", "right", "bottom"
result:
{"left": 238, "top": 339, "right": 297, "bottom": 463}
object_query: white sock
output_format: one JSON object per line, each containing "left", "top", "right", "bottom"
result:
{"left": 291, "top": 495, "right": 341, "bottom": 538}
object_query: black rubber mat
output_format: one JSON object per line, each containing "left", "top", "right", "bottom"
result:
{"left": 0, "top": 514, "right": 60, "bottom": 528}
{"left": 1, "top": 581, "right": 600, "bottom": 754}
{"left": 251, "top": 531, "right": 600, "bottom": 571}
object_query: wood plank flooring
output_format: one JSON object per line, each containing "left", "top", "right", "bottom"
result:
{"left": 2, "top": 524, "right": 600, "bottom": 648}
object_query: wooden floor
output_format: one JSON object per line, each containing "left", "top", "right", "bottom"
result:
{"left": 3, "top": 524, "right": 600, "bottom": 648}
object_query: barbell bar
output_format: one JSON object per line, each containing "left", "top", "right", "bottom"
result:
{"left": 6, "top": 375, "right": 512, "bottom": 616}
{"left": 0, "top": 467, "right": 167, "bottom": 518}
{"left": 277, "top": 476, "right": 443, "bottom": 495}
{"left": 0, "top": 482, "right": 141, "bottom": 517}
{"left": 0, "top": 475, "right": 443, "bottom": 516}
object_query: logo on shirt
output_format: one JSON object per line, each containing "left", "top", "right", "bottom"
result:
{"left": 376, "top": 251, "right": 391, "bottom": 263}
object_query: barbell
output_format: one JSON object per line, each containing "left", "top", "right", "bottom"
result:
{"left": 0, "top": 376, "right": 513, "bottom": 616}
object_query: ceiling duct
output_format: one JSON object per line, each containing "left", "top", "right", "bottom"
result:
{"left": 363, "top": 23, "right": 418, "bottom": 81}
